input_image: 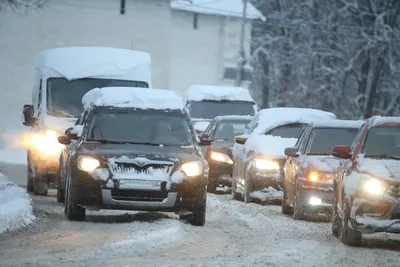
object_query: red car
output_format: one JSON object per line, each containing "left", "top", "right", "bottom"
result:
{"left": 331, "top": 116, "right": 400, "bottom": 246}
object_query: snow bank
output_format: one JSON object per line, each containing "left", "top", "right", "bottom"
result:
{"left": 0, "top": 173, "right": 35, "bottom": 234}
{"left": 171, "top": 0, "right": 265, "bottom": 21}
{"left": 371, "top": 115, "right": 400, "bottom": 127}
{"left": 245, "top": 135, "right": 298, "bottom": 157}
{"left": 185, "top": 85, "right": 255, "bottom": 102}
{"left": 312, "top": 119, "right": 364, "bottom": 128}
{"left": 0, "top": 149, "right": 27, "bottom": 165}
{"left": 252, "top": 108, "right": 337, "bottom": 135}
{"left": 358, "top": 157, "right": 400, "bottom": 182}
{"left": 35, "top": 46, "right": 152, "bottom": 84}
{"left": 82, "top": 87, "right": 185, "bottom": 110}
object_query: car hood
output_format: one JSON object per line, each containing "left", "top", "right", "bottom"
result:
{"left": 209, "top": 139, "right": 234, "bottom": 156}
{"left": 79, "top": 142, "right": 201, "bottom": 163}
{"left": 357, "top": 157, "right": 400, "bottom": 182}
{"left": 301, "top": 155, "right": 340, "bottom": 173}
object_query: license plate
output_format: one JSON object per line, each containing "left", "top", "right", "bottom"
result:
{"left": 118, "top": 179, "right": 161, "bottom": 188}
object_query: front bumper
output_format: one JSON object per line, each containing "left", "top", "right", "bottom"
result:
{"left": 71, "top": 170, "right": 206, "bottom": 212}
{"left": 209, "top": 161, "right": 233, "bottom": 187}
{"left": 351, "top": 194, "right": 400, "bottom": 234}
{"left": 250, "top": 169, "right": 282, "bottom": 190}
{"left": 297, "top": 179, "right": 334, "bottom": 214}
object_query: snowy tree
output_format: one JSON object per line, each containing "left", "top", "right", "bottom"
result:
{"left": 250, "top": 0, "right": 400, "bottom": 119}
{"left": 0, "top": 0, "right": 44, "bottom": 10}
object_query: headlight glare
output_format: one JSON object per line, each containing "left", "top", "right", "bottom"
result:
{"left": 363, "top": 178, "right": 386, "bottom": 195}
{"left": 308, "top": 171, "right": 333, "bottom": 183}
{"left": 78, "top": 156, "right": 100, "bottom": 172}
{"left": 254, "top": 159, "right": 280, "bottom": 170}
{"left": 181, "top": 161, "right": 203, "bottom": 177}
{"left": 210, "top": 151, "right": 233, "bottom": 164}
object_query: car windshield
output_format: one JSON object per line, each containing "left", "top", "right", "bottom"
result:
{"left": 86, "top": 109, "right": 194, "bottom": 146}
{"left": 187, "top": 100, "right": 255, "bottom": 119}
{"left": 46, "top": 77, "right": 148, "bottom": 118}
{"left": 362, "top": 127, "right": 400, "bottom": 158}
{"left": 214, "top": 120, "right": 251, "bottom": 140}
{"left": 265, "top": 123, "right": 307, "bottom": 138}
{"left": 307, "top": 127, "right": 359, "bottom": 155}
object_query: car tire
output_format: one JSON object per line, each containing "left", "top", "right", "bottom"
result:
{"left": 243, "top": 171, "right": 252, "bottom": 203}
{"left": 331, "top": 187, "right": 341, "bottom": 238}
{"left": 231, "top": 179, "right": 241, "bottom": 201}
{"left": 33, "top": 179, "right": 48, "bottom": 196}
{"left": 340, "top": 199, "right": 361, "bottom": 246}
{"left": 56, "top": 175, "right": 64, "bottom": 203}
{"left": 65, "top": 171, "right": 86, "bottom": 221}
{"left": 281, "top": 186, "right": 293, "bottom": 215}
{"left": 293, "top": 184, "right": 306, "bottom": 220}
{"left": 188, "top": 197, "right": 206, "bottom": 226}
{"left": 207, "top": 181, "right": 217, "bottom": 193}
{"left": 26, "top": 152, "right": 34, "bottom": 193}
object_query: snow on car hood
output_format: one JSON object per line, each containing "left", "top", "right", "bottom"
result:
{"left": 357, "top": 157, "right": 400, "bottom": 182}
{"left": 301, "top": 156, "right": 339, "bottom": 173}
{"left": 245, "top": 135, "right": 297, "bottom": 158}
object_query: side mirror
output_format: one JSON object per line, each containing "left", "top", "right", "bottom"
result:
{"left": 235, "top": 136, "right": 247, "bottom": 145}
{"left": 64, "top": 127, "right": 79, "bottom": 140}
{"left": 22, "top": 104, "right": 38, "bottom": 127}
{"left": 199, "top": 139, "right": 212, "bottom": 146}
{"left": 57, "top": 135, "right": 71, "bottom": 145}
{"left": 284, "top": 147, "right": 299, "bottom": 157}
{"left": 331, "top": 145, "right": 352, "bottom": 159}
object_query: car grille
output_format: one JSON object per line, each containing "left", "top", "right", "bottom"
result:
{"left": 111, "top": 189, "right": 168, "bottom": 202}
{"left": 114, "top": 162, "right": 172, "bottom": 172}
{"left": 387, "top": 184, "right": 400, "bottom": 198}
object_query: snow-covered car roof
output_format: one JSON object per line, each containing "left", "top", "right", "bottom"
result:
{"left": 82, "top": 87, "right": 185, "bottom": 110}
{"left": 252, "top": 107, "right": 337, "bottom": 135}
{"left": 216, "top": 115, "right": 254, "bottom": 121}
{"left": 310, "top": 119, "right": 364, "bottom": 128}
{"left": 34, "top": 46, "right": 152, "bottom": 83}
{"left": 170, "top": 0, "right": 265, "bottom": 21}
{"left": 185, "top": 85, "right": 255, "bottom": 102}
{"left": 369, "top": 116, "right": 400, "bottom": 127}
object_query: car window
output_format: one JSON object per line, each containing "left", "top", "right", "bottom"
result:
{"left": 245, "top": 114, "right": 259, "bottom": 134}
{"left": 265, "top": 123, "right": 307, "bottom": 138}
{"left": 362, "top": 126, "right": 400, "bottom": 157}
{"left": 298, "top": 127, "right": 312, "bottom": 153}
{"left": 306, "top": 127, "right": 359, "bottom": 155}
{"left": 86, "top": 109, "right": 194, "bottom": 146}
{"left": 204, "top": 120, "right": 217, "bottom": 136}
{"left": 214, "top": 120, "right": 251, "bottom": 140}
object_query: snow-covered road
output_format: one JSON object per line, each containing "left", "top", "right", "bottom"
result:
{"left": 0, "top": 164, "right": 399, "bottom": 267}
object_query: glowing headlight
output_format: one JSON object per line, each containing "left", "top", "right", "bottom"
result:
{"left": 210, "top": 151, "right": 233, "bottom": 164}
{"left": 308, "top": 171, "right": 333, "bottom": 183}
{"left": 363, "top": 178, "right": 387, "bottom": 195}
{"left": 181, "top": 161, "right": 203, "bottom": 177}
{"left": 28, "top": 129, "right": 64, "bottom": 154}
{"left": 45, "top": 130, "right": 57, "bottom": 139}
{"left": 78, "top": 156, "right": 100, "bottom": 172}
{"left": 254, "top": 159, "right": 280, "bottom": 170}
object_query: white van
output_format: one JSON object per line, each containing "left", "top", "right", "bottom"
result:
{"left": 184, "top": 85, "right": 259, "bottom": 134}
{"left": 22, "top": 46, "right": 152, "bottom": 195}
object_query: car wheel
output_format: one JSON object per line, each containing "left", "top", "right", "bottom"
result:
{"left": 243, "top": 170, "right": 253, "bottom": 203}
{"left": 340, "top": 199, "right": 361, "bottom": 246}
{"left": 293, "top": 183, "right": 306, "bottom": 220}
{"left": 65, "top": 171, "right": 86, "bottom": 221}
{"left": 33, "top": 178, "right": 48, "bottom": 196}
{"left": 56, "top": 173, "right": 64, "bottom": 203}
{"left": 207, "top": 181, "right": 217, "bottom": 193}
{"left": 281, "top": 185, "right": 293, "bottom": 215}
{"left": 331, "top": 188, "right": 341, "bottom": 238}
{"left": 26, "top": 152, "right": 34, "bottom": 193}
{"left": 188, "top": 197, "right": 206, "bottom": 226}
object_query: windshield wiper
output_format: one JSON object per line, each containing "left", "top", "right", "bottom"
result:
{"left": 87, "top": 139, "right": 126, "bottom": 144}
{"left": 364, "top": 154, "right": 400, "bottom": 160}
{"left": 49, "top": 109, "right": 75, "bottom": 118}
{"left": 306, "top": 153, "right": 330, "bottom": 156}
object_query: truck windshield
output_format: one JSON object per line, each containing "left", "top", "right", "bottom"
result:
{"left": 187, "top": 100, "right": 256, "bottom": 119}
{"left": 46, "top": 77, "right": 148, "bottom": 117}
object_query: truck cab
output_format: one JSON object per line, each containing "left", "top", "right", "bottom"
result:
{"left": 22, "top": 46, "right": 152, "bottom": 196}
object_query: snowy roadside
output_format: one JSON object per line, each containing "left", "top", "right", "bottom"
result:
{"left": 0, "top": 149, "right": 26, "bottom": 165}
{"left": 0, "top": 173, "right": 35, "bottom": 234}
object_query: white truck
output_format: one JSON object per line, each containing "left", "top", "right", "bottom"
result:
{"left": 22, "top": 46, "right": 152, "bottom": 195}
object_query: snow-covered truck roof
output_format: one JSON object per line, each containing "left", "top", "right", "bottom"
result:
{"left": 170, "top": 0, "right": 265, "bottom": 21}
{"left": 82, "top": 87, "right": 185, "bottom": 111}
{"left": 252, "top": 107, "right": 337, "bottom": 135}
{"left": 185, "top": 85, "right": 255, "bottom": 102}
{"left": 369, "top": 116, "right": 400, "bottom": 127}
{"left": 34, "top": 46, "right": 152, "bottom": 84}
{"left": 310, "top": 119, "right": 364, "bottom": 128}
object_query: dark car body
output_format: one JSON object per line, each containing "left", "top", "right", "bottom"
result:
{"left": 57, "top": 88, "right": 211, "bottom": 226}
{"left": 199, "top": 115, "right": 253, "bottom": 192}
{"left": 331, "top": 116, "right": 400, "bottom": 246}
{"left": 282, "top": 120, "right": 363, "bottom": 220}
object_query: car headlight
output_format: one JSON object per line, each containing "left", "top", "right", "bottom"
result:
{"left": 78, "top": 156, "right": 100, "bottom": 172}
{"left": 308, "top": 171, "right": 333, "bottom": 183}
{"left": 27, "top": 129, "right": 64, "bottom": 154}
{"left": 181, "top": 161, "right": 203, "bottom": 177}
{"left": 254, "top": 159, "right": 280, "bottom": 170}
{"left": 363, "top": 178, "right": 387, "bottom": 195}
{"left": 210, "top": 151, "right": 233, "bottom": 164}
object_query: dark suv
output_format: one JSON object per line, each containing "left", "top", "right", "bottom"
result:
{"left": 57, "top": 87, "right": 211, "bottom": 226}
